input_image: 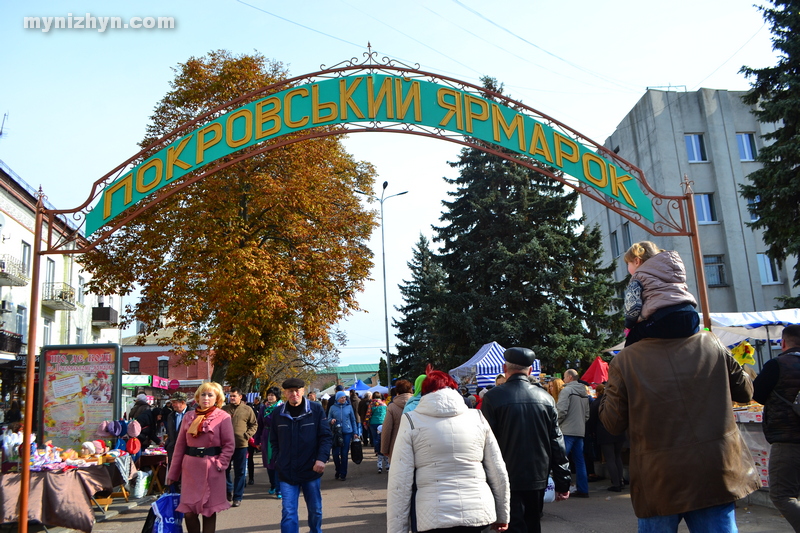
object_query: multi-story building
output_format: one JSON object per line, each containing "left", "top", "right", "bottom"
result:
{"left": 0, "top": 160, "right": 122, "bottom": 401}
{"left": 582, "top": 88, "right": 798, "bottom": 320}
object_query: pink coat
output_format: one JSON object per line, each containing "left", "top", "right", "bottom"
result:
{"left": 167, "top": 408, "right": 235, "bottom": 516}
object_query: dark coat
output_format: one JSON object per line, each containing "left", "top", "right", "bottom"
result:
{"left": 599, "top": 332, "right": 759, "bottom": 518}
{"left": 269, "top": 399, "right": 332, "bottom": 485}
{"left": 753, "top": 346, "right": 800, "bottom": 444}
{"left": 165, "top": 406, "right": 194, "bottom": 456}
{"left": 480, "top": 373, "right": 571, "bottom": 493}
{"left": 588, "top": 394, "right": 624, "bottom": 446}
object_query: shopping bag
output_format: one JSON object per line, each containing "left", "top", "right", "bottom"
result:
{"left": 350, "top": 435, "right": 363, "bottom": 464}
{"left": 151, "top": 492, "right": 183, "bottom": 533}
{"left": 543, "top": 476, "right": 556, "bottom": 503}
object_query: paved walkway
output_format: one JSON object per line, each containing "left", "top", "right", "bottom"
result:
{"left": 19, "top": 451, "right": 795, "bottom": 533}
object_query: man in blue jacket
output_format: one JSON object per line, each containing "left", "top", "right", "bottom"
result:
{"left": 270, "top": 377, "right": 332, "bottom": 533}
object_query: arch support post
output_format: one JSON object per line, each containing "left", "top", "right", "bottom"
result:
{"left": 683, "top": 176, "right": 711, "bottom": 330}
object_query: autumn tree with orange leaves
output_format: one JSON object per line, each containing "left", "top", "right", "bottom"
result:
{"left": 81, "top": 51, "right": 377, "bottom": 388}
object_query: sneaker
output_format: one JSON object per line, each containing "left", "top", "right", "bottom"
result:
{"left": 378, "top": 467, "right": 382, "bottom": 474}
{"left": 227, "top": 491, "right": 233, "bottom": 502}
{"left": 232, "top": 500, "right": 242, "bottom": 507}
{"left": 248, "top": 479, "right": 254, "bottom": 485}
{"left": 335, "top": 472, "right": 340, "bottom": 479}
{"left": 572, "top": 491, "right": 590, "bottom": 498}
{"left": 339, "top": 476, "right": 346, "bottom": 481}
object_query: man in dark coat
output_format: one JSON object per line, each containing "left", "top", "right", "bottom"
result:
{"left": 753, "top": 324, "right": 800, "bottom": 531}
{"left": 481, "top": 347, "right": 571, "bottom": 533}
{"left": 270, "top": 377, "right": 332, "bottom": 533}
{"left": 164, "top": 392, "right": 192, "bottom": 465}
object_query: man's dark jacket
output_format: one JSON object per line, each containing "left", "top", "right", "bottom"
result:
{"left": 165, "top": 406, "right": 193, "bottom": 456}
{"left": 270, "top": 399, "right": 332, "bottom": 485}
{"left": 753, "top": 345, "right": 800, "bottom": 444}
{"left": 481, "top": 373, "right": 571, "bottom": 493}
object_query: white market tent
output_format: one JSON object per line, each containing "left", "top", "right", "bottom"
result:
{"left": 607, "top": 308, "right": 800, "bottom": 367}
{"left": 449, "top": 341, "right": 541, "bottom": 388}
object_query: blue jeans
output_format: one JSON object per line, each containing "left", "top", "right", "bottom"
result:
{"left": 563, "top": 435, "right": 589, "bottom": 494}
{"left": 226, "top": 447, "right": 248, "bottom": 500}
{"left": 369, "top": 424, "right": 382, "bottom": 456}
{"left": 279, "top": 477, "right": 322, "bottom": 533}
{"left": 637, "top": 502, "right": 737, "bottom": 533}
{"left": 332, "top": 432, "right": 353, "bottom": 478}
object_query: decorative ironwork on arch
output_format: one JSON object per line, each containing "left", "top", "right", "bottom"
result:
{"left": 42, "top": 49, "right": 692, "bottom": 256}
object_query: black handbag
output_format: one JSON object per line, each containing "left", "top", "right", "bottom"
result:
{"left": 350, "top": 435, "right": 363, "bottom": 464}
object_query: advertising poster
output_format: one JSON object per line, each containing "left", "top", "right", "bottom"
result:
{"left": 39, "top": 344, "right": 121, "bottom": 448}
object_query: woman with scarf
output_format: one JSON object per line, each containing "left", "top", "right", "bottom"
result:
{"left": 254, "top": 386, "right": 284, "bottom": 497}
{"left": 166, "top": 382, "right": 235, "bottom": 533}
{"left": 365, "top": 391, "right": 387, "bottom": 473}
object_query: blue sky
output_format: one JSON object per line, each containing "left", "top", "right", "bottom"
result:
{"left": 0, "top": 0, "right": 778, "bottom": 367}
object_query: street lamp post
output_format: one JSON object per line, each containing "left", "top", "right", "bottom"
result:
{"left": 356, "top": 181, "right": 407, "bottom": 388}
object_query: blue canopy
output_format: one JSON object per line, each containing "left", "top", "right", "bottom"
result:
{"left": 349, "top": 379, "right": 370, "bottom": 391}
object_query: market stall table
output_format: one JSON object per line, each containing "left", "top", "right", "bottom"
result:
{"left": 0, "top": 462, "right": 132, "bottom": 533}
{"left": 137, "top": 453, "right": 168, "bottom": 495}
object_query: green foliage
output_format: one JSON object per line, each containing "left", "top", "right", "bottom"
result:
{"left": 393, "top": 235, "right": 449, "bottom": 380}
{"left": 740, "top": 0, "right": 800, "bottom": 303}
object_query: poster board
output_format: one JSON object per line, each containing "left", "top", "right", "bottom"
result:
{"left": 38, "top": 344, "right": 122, "bottom": 448}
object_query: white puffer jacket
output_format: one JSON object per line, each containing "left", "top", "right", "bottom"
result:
{"left": 386, "top": 387, "right": 510, "bottom": 533}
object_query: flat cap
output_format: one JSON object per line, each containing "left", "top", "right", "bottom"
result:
{"left": 504, "top": 347, "right": 536, "bottom": 367}
{"left": 282, "top": 377, "right": 305, "bottom": 390}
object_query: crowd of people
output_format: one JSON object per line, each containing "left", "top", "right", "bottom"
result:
{"left": 126, "top": 241, "right": 799, "bottom": 533}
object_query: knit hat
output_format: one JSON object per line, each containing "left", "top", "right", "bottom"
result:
{"left": 96, "top": 421, "right": 113, "bottom": 437}
{"left": 136, "top": 393, "right": 148, "bottom": 403}
{"left": 126, "top": 437, "right": 141, "bottom": 455}
{"left": 81, "top": 441, "right": 96, "bottom": 455}
{"left": 127, "top": 420, "right": 141, "bottom": 438}
{"left": 93, "top": 440, "right": 106, "bottom": 454}
{"left": 413, "top": 374, "right": 427, "bottom": 396}
{"left": 335, "top": 391, "right": 347, "bottom": 402}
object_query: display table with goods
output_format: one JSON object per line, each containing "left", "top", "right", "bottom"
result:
{"left": 0, "top": 419, "right": 144, "bottom": 533}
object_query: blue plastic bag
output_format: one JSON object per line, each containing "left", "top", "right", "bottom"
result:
{"left": 151, "top": 492, "right": 183, "bottom": 533}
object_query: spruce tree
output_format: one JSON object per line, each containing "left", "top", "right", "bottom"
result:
{"left": 392, "top": 235, "right": 449, "bottom": 380}
{"left": 740, "top": 0, "right": 800, "bottom": 307}
{"left": 432, "top": 79, "right": 622, "bottom": 371}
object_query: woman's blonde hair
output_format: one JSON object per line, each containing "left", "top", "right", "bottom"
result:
{"left": 549, "top": 378, "right": 565, "bottom": 404}
{"left": 194, "top": 381, "right": 225, "bottom": 408}
{"left": 623, "top": 241, "right": 664, "bottom": 265}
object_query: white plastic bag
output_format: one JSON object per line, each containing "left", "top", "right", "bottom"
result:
{"left": 543, "top": 476, "right": 556, "bottom": 503}
{"left": 133, "top": 469, "right": 151, "bottom": 499}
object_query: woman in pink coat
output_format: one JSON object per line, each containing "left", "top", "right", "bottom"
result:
{"left": 167, "top": 382, "right": 235, "bottom": 533}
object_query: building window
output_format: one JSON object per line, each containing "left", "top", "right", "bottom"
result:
{"left": 130, "top": 360, "right": 140, "bottom": 374}
{"left": 737, "top": 133, "right": 757, "bottom": 161}
{"left": 158, "top": 360, "right": 169, "bottom": 378}
{"left": 622, "top": 222, "right": 632, "bottom": 251}
{"left": 704, "top": 255, "right": 727, "bottom": 287}
{"left": 21, "top": 242, "right": 31, "bottom": 276}
{"left": 695, "top": 194, "right": 717, "bottom": 223}
{"left": 43, "top": 318, "right": 52, "bottom": 346}
{"left": 45, "top": 258, "right": 55, "bottom": 286}
{"left": 685, "top": 134, "right": 707, "bottom": 162}
{"left": 747, "top": 195, "right": 760, "bottom": 222}
{"left": 610, "top": 231, "right": 620, "bottom": 258}
{"left": 76, "top": 327, "right": 83, "bottom": 345}
{"left": 77, "top": 276, "right": 85, "bottom": 305}
{"left": 757, "top": 254, "right": 781, "bottom": 284}
{"left": 15, "top": 306, "right": 27, "bottom": 342}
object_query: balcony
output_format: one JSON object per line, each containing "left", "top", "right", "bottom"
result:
{"left": 0, "top": 330, "right": 23, "bottom": 355}
{"left": 92, "top": 305, "right": 119, "bottom": 327}
{"left": 0, "top": 255, "right": 29, "bottom": 287}
{"left": 42, "top": 282, "right": 77, "bottom": 311}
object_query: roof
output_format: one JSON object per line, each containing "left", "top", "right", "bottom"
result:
{"left": 322, "top": 363, "right": 379, "bottom": 374}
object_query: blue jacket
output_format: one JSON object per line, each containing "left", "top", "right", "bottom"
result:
{"left": 269, "top": 399, "right": 332, "bottom": 485}
{"left": 328, "top": 400, "right": 359, "bottom": 436}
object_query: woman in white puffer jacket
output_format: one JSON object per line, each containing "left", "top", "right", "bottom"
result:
{"left": 387, "top": 370, "right": 510, "bottom": 533}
